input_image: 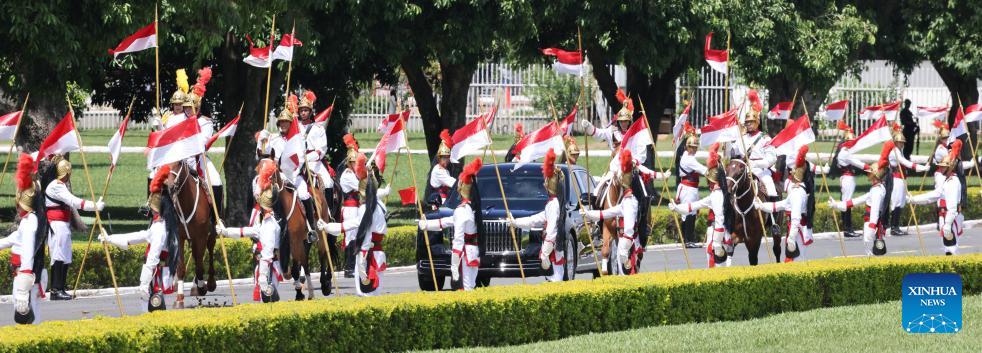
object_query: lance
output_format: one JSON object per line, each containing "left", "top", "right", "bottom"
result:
{"left": 301, "top": 151, "right": 341, "bottom": 296}
{"left": 260, "top": 15, "right": 277, "bottom": 151}
{"left": 799, "top": 98, "right": 847, "bottom": 257}
{"left": 0, "top": 93, "right": 29, "bottom": 188}
{"left": 154, "top": 5, "right": 161, "bottom": 122}
{"left": 218, "top": 103, "right": 245, "bottom": 174}
{"left": 402, "top": 129, "right": 440, "bottom": 289}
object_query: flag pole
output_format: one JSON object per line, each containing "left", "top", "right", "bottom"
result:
{"left": 733, "top": 98, "right": 777, "bottom": 263}
{"left": 218, "top": 102, "right": 245, "bottom": 174}
{"left": 260, "top": 15, "right": 277, "bottom": 151}
{"left": 482, "top": 110, "right": 527, "bottom": 283}
{"left": 282, "top": 21, "right": 295, "bottom": 102}
{"left": 302, "top": 154, "right": 341, "bottom": 296}
{"left": 576, "top": 27, "right": 590, "bottom": 177}
{"left": 401, "top": 132, "right": 440, "bottom": 289}
{"left": 73, "top": 97, "right": 135, "bottom": 296}
{"left": 65, "top": 98, "right": 125, "bottom": 316}
{"left": 154, "top": 5, "right": 161, "bottom": 121}
{"left": 0, "top": 93, "right": 29, "bottom": 189}
{"left": 800, "top": 98, "right": 846, "bottom": 257}
{"left": 637, "top": 99, "right": 691, "bottom": 269}
{"left": 724, "top": 30, "right": 731, "bottom": 110}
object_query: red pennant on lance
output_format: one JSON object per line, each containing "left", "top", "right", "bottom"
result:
{"left": 949, "top": 106, "right": 968, "bottom": 144}
{"left": 109, "top": 22, "right": 157, "bottom": 59}
{"left": 0, "top": 110, "right": 22, "bottom": 141}
{"left": 916, "top": 105, "right": 949, "bottom": 121}
{"left": 846, "top": 116, "right": 891, "bottom": 152}
{"left": 271, "top": 33, "right": 303, "bottom": 62}
{"left": 314, "top": 103, "right": 334, "bottom": 125}
{"left": 107, "top": 115, "right": 131, "bottom": 167}
{"left": 205, "top": 115, "right": 240, "bottom": 150}
{"left": 36, "top": 112, "right": 80, "bottom": 162}
{"left": 541, "top": 48, "right": 583, "bottom": 75}
{"left": 859, "top": 101, "right": 900, "bottom": 120}
{"left": 450, "top": 114, "right": 492, "bottom": 163}
{"left": 704, "top": 32, "right": 728, "bottom": 74}
{"left": 514, "top": 121, "right": 564, "bottom": 170}
{"left": 699, "top": 108, "right": 739, "bottom": 148}
{"left": 619, "top": 116, "right": 653, "bottom": 163}
{"left": 243, "top": 35, "right": 272, "bottom": 68}
{"left": 378, "top": 110, "right": 410, "bottom": 132}
{"left": 767, "top": 114, "right": 814, "bottom": 157}
{"left": 369, "top": 118, "right": 407, "bottom": 173}
{"left": 398, "top": 186, "right": 417, "bottom": 206}
{"left": 146, "top": 117, "right": 204, "bottom": 168}
{"left": 559, "top": 106, "right": 577, "bottom": 135}
{"left": 672, "top": 103, "right": 691, "bottom": 147}
{"left": 820, "top": 100, "right": 848, "bottom": 121}
{"left": 766, "top": 102, "right": 793, "bottom": 120}
{"left": 963, "top": 103, "right": 981, "bottom": 123}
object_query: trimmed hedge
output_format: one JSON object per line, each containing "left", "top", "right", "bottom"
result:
{"left": 0, "top": 225, "right": 418, "bottom": 295}
{"left": 0, "top": 255, "right": 977, "bottom": 352}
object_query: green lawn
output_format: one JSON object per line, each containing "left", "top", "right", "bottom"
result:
{"left": 423, "top": 295, "right": 981, "bottom": 353}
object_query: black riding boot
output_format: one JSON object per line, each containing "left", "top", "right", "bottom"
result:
{"left": 343, "top": 242, "right": 356, "bottom": 278}
{"left": 212, "top": 185, "right": 224, "bottom": 217}
{"left": 682, "top": 216, "right": 699, "bottom": 247}
{"left": 767, "top": 196, "right": 782, "bottom": 235}
{"left": 50, "top": 261, "right": 73, "bottom": 300}
{"left": 891, "top": 208, "right": 907, "bottom": 236}
{"left": 302, "top": 198, "right": 318, "bottom": 243}
{"left": 842, "top": 210, "right": 858, "bottom": 237}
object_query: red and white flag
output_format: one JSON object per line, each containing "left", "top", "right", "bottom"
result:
{"left": 450, "top": 113, "right": 492, "bottom": 163}
{"left": 672, "top": 103, "right": 691, "bottom": 147}
{"left": 275, "top": 116, "right": 306, "bottom": 178}
{"left": 766, "top": 101, "right": 793, "bottom": 120}
{"left": 243, "top": 35, "right": 272, "bottom": 68}
{"left": 963, "top": 103, "right": 982, "bottom": 123}
{"left": 859, "top": 101, "right": 900, "bottom": 120}
{"left": 108, "top": 22, "right": 157, "bottom": 59}
{"left": 767, "top": 114, "right": 815, "bottom": 157}
{"left": 699, "top": 108, "right": 740, "bottom": 148}
{"left": 205, "top": 114, "right": 240, "bottom": 150}
{"left": 558, "top": 106, "right": 577, "bottom": 135}
{"left": 146, "top": 117, "right": 205, "bottom": 169}
{"left": 107, "top": 115, "right": 130, "bottom": 168}
{"left": 949, "top": 106, "right": 968, "bottom": 144}
{"left": 848, "top": 116, "right": 892, "bottom": 153}
{"left": 541, "top": 48, "right": 583, "bottom": 76}
{"left": 820, "top": 100, "right": 848, "bottom": 121}
{"left": 619, "top": 116, "right": 654, "bottom": 163}
{"left": 369, "top": 117, "right": 407, "bottom": 173}
{"left": 0, "top": 110, "right": 22, "bottom": 141}
{"left": 704, "top": 32, "right": 729, "bottom": 74}
{"left": 35, "top": 112, "right": 80, "bottom": 161}
{"left": 483, "top": 105, "right": 499, "bottom": 129}
{"left": 514, "top": 121, "right": 564, "bottom": 170}
{"left": 916, "top": 105, "right": 949, "bottom": 121}
{"left": 314, "top": 103, "right": 335, "bottom": 126}
{"left": 378, "top": 110, "right": 410, "bottom": 132}
{"left": 271, "top": 33, "right": 303, "bottom": 61}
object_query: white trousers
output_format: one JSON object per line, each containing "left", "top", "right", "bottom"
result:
{"left": 676, "top": 184, "right": 700, "bottom": 220}
{"left": 890, "top": 177, "right": 907, "bottom": 209}
{"left": 355, "top": 253, "right": 384, "bottom": 297}
{"left": 341, "top": 206, "right": 359, "bottom": 245}
{"left": 840, "top": 175, "right": 856, "bottom": 201}
{"left": 48, "top": 221, "right": 72, "bottom": 264}
{"left": 753, "top": 168, "right": 777, "bottom": 197}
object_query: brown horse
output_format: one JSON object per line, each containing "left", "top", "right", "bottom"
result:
{"left": 591, "top": 175, "right": 624, "bottom": 274}
{"left": 268, "top": 163, "right": 334, "bottom": 300}
{"left": 724, "top": 159, "right": 781, "bottom": 265}
{"left": 164, "top": 161, "right": 218, "bottom": 308}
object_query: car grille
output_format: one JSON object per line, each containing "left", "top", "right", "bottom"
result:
{"left": 483, "top": 220, "right": 534, "bottom": 253}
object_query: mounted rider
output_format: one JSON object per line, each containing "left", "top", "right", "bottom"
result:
{"left": 511, "top": 149, "right": 568, "bottom": 281}
{"left": 581, "top": 89, "right": 633, "bottom": 150}
{"left": 429, "top": 130, "right": 456, "bottom": 204}
{"left": 419, "top": 158, "right": 484, "bottom": 290}
{"left": 0, "top": 154, "right": 49, "bottom": 324}
{"left": 216, "top": 159, "right": 284, "bottom": 302}
{"left": 183, "top": 67, "right": 224, "bottom": 215}
{"left": 909, "top": 139, "right": 966, "bottom": 255}
{"left": 582, "top": 149, "right": 648, "bottom": 275}
{"left": 41, "top": 155, "right": 104, "bottom": 300}
{"left": 756, "top": 145, "right": 814, "bottom": 262}
{"left": 296, "top": 90, "right": 334, "bottom": 199}
{"left": 830, "top": 144, "right": 894, "bottom": 256}
{"left": 669, "top": 143, "right": 734, "bottom": 268}
{"left": 100, "top": 165, "right": 180, "bottom": 311}
{"left": 728, "top": 111, "right": 779, "bottom": 230}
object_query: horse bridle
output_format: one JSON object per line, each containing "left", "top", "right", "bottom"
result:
{"left": 167, "top": 163, "right": 201, "bottom": 240}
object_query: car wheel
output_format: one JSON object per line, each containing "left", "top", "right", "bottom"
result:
{"left": 563, "top": 235, "right": 576, "bottom": 281}
{"left": 417, "top": 272, "right": 445, "bottom": 291}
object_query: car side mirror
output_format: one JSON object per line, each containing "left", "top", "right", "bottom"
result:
{"left": 579, "top": 192, "right": 594, "bottom": 207}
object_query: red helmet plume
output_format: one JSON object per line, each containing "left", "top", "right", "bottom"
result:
{"left": 707, "top": 143, "right": 720, "bottom": 169}
{"left": 880, "top": 141, "right": 895, "bottom": 164}
{"left": 514, "top": 123, "right": 524, "bottom": 137}
{"left": 461, "top": 158, "right": 483, "bottom": 185}
{"left": 193, "top": 67, "right": 212, "bottom": 97}
{"left": 354, "top": 153, "right": 368, "bottom": 180}
{"left": 15, "top": 153, "right": 33, "bottom": 191}
{"left": 836, "top": 120, "right": 852, "bottom": 132}
{"left": 303, "top": 90, "right": 316, "bottom": 106}
{"left": 795, "top": 145, "right": 809, "bottom": 168}
{"left": 615, "top": 89, "right": 628, "bottom": 104}
{"left": 257, "top": 159, "right": 276, "bottom": 190}
{"left": 948, "top": 139, "right": 963, "bottom": 158}
{"left": 543, "top": 149, "right": 558, "bottom": 178}
{"left": 440, "top": 129, "right": 452, "bottom": 147}
{"left": 343, "top": 133, "right": 359, "bottom": 150}
{"left": 149, "top": 165, "right": 171, "bottom": 194}
{"left": 287, "top": 94, "right": 299, "bottom": 114}
{"left": 619, "top": 149, "right": 633, "bottom": 174}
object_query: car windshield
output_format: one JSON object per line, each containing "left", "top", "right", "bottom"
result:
{"left": 444, "top": 165, "right": 553, "bottom": 212}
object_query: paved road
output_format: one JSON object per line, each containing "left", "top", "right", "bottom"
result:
{"left": 3, "top": 226, "right": 978, "bottom": 326}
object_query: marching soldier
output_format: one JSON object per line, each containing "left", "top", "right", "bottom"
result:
{"left": 99, "top": 165, "right": 179, "bottom": 311}
{"left": 40, "top": 155, "right": 104, "bottom": 300}
{"left": 832, "top": 121, "right": 866, "bottom": 238}
{"left": 581, "top": 89, "right": 633, "bottom": 150}
{"left": 216, "top": 159, "right": 284, "bottom": 302}
{"left": 511, "top": 149, "right": 568, "bottom": 280}
{"left": 668, "top": 143, "right": 733, "bottom": 268}
{"left": 0, "top": 154, "right": 48, "bottom": 324}
{"left": 418, "top": 158, "right": 484, "bottom": 290}
{"left": 886, "top": 125, "right": 930, "bottom": 236}
{"left": 908, "top": 140, "right": 965, "bottom": 255}
{"left": 675, "top": 127, "right": 706, "bottom": 248}
{"left": 756, "top": 146, "right": 814, "bottom": 262}
{"left": 340, "top": 134, "right": 361, "bottom": 278}
{"left": 830, "top": 144, "right": 894, "bottom": 256}
{"left": 429, "top": 129, "right": 456, "bottom": 204}
{"left": 320, "top": 153, "right": 391, "bottom": 296}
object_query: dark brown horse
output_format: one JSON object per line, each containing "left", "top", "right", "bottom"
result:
{"left": 164, "top": 161, "right": 218, "bottom": 308}
{"left": 724, "top": 159, "right": 781, "bottom": 265}
{"left": 268, "top": 162, "right": 335, "bottom": 300}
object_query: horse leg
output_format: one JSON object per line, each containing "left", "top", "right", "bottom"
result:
{"left": 292, "top": 260, "right": 305, "bottom": 301}
{"left": 318, "top": 237, "right": 333, "bottom": 296}
{"left": 206, "top": 232, "right": 217, "bottom": 292}
{"left": 772, "top": 234, "right": 782, "bottom": 263}
{"left": 191, "top": 237, "right": 208, "bottom": 296}
{"left": 175, "top": 240, "right": 187, "bottom": 308}
{"left": 746, "top": 234, "right": 760, "bottom": 266}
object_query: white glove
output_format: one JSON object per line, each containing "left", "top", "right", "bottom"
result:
{"left": 305, "top": 151, "right": 320, "bottom": 164}
{"left": 82, "top": 199, "right": 104, "bottom": 212}
{"left": 418, "top": 220, "right": 427, "bottom": 230}
{"left": 618, "top": 238, "right": 633, "bottom": 270}
{"left": 97, "top": 228, "right": 109, "bottom": 243}
{"left": 654, "top": 171, "right": 670, "bottom": 181}
{"left": 829, "top": 199, "right": 846, "bottom": 211}
{"left": 151, "top": 117, "right": 162, "bottom": 130}
{"left": 539, "top": 241, "right": 554, "bottom": 270}
{"left": 12, "top": 272, "right": 34, "bottom": 315}
{"left": 215, "top": 223, "right": 227, "bottom": 236}
{"left": 914, "top": 164, "right": 929, "bottom": 173}
{"left": 324, "top": 222, "right": 343, "bottom": 235}
{"left": 753, "top": 198, "right": 764, "bottom": 210}
{"left": 317, "top": 219, "right": 329, "bottom": 232}
{"left": 817, "top": 165, "right": 830, "bottom": 174}
{"left": 138, "top": 284, "right": 150, "bottom": 302}
{"left": 667, "top": 202, "right": 679, "bottom": 213}
{"left": 377, "top": 185, "right": 391, "bottom": 198}
{"left": 580, "top": 119, "right": 595, "bottom": 135}
{"left": 450, "top": 252, "right": 461, "bottom": 282}
{"left": 258, "top": 130, "right": 270, "bottom": 142}
{"left": 583, "top": 210, "right": 601, "bottom": 221}
{"left": 357, "top": 251, "right": 369, "bottom": 285}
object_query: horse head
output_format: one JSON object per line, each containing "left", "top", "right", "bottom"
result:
{"left": 725, "top": 159, "right": 749, "bottom": 194}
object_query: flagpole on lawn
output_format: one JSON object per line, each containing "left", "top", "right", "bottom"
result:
{"left": 402, "top": 132, "right": 441, "bottom": 289}
{"left": 282, "top": 21, "right": 295, "bottom": 102}
{"left": 65, "top": 98, "right": 125, "bottom": 316}
{"left": 484, "top": 110, "right": 528, "bottom": 283}
{"left": 260, "top": 14, "right": 277, "bottom": 151}
{"left": 724, "top": 30, "right": 731, "bottom": 110}
{"left": 577, "top": 27, "right": 590, "bottom": 178}
{"left": 638, "top": 99, "right": 691, "bottom": 269}
{"left": 800, "top": 98, "right": 846, "bottom": 257}
{"left": 154, "top": 4, "right": 161, "bottom": 121}
{"left": 218, "top": 102, "right": 245, "bottom": 174}
{"left": 73, "top": 96, "right": 135, "bottom": 297}
{"left": 0, "top": 93, "right": 29, "bottom": 189}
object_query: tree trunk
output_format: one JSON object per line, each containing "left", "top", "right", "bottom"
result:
{"left": 402, "top": 60, "right": 441, "bottom": 159}
{"left": 934, "top": 61, "right": 980, "bottom": 161}
{"left": 587, "top": 46, "right": 621, "bottom": 118}
{"left": 625, "top": 64, "right": 680, "bottom": 139}
{"left": 438, "top": 60, "right": 476, "bottom": 134}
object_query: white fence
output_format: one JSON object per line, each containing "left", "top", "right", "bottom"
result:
{"left": 78, "top": 109, "right": 152, "bottom": 130}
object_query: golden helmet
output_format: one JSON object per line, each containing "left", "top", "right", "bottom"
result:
{"left": 617, "top": 149, "right": 634, "bottom": 188}
{"left": 685, "top": 134, "right": 699, "bottom": 148}
{"left": 892, "top": 129, "right": 906, "bottom": 143}
{"left": 543, "top": 149, "right": 564, "bottom": 195}
{"left": 869, "top": 144, "right": 893, "bottom": 181}
{"left": 344, "top": 134, "right": 359, "bottom": 162}
{"left": 14, "top": 154, "right": 35, "bottom": 212}
{"left": 437, "top": 129, "right": 452, "bottom": 157}
{"left": 169, "top": 90, "right": 187, "bottom": 105}
{"left": 938, "top": 140, "right": 963, "bottom": 173}
{"left": 256, "top": 159, "right": 277, "bottom": 211}
{"left": 513, "top": 123, "right": 525, "bottom": 143}
{"left": 705, "top": 143, "right": 721, "bottom": 184}
{"left": 174, "top": 69, "right": 190, "bottom": 105}
{"left": 299, "top": 90, "right": 316, "bottom": 110}
{"left": 744, "top": 111, "right": 760, "bottom": 125}
{"left": 49, "top": 155, "right": 72, "bottom": 180}
{"left": 257, "top": 188, "right": 274, "bottom": 211}
{"left": 279, "top": 93, "right": 298, "bottom": 123}
{"left": 276, "top": 108, "right": 294, "bottom": 123}
{"left": 148, "top": 165, "right": 171, "bottom": 213}
{"left": 565, "top": 136, "right": 580, "bottom": 159}
{"left": 790, "top": 146, "right": 808, "bottom": 183}
{"left": 933, "top": 120, "right": 950, "bottom": 140}
{"left": 615, "top": 89, "right": 634, "bottom": 123}
{"left": 458, "top": 158, "right": 482, "bottom": 198}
